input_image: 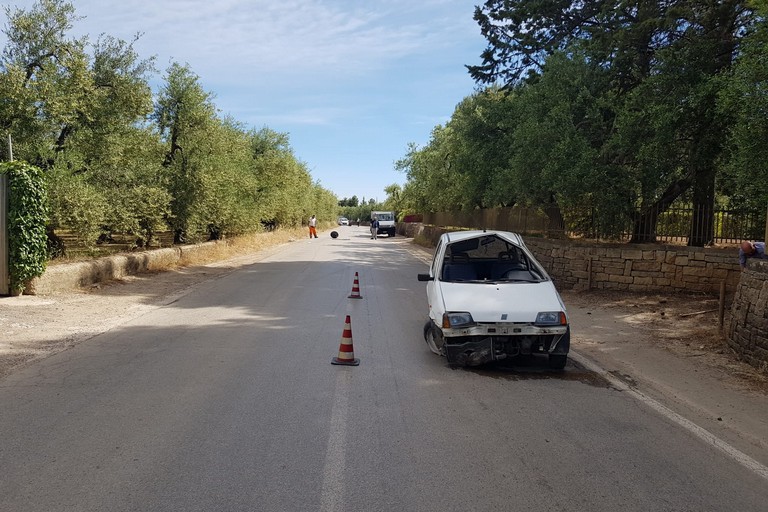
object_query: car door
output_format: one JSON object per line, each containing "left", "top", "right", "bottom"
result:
{"left": 426, "top": 239, "right": 446, "bottom": 321}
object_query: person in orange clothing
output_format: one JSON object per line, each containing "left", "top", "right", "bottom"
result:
{"left": 309, "top": 215, "right": 318, "bottom": 239}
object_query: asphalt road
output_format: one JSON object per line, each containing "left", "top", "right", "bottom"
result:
{"left": 1, "top": 226, "right": 766, "bottom": 511}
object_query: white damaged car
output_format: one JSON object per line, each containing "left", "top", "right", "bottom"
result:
{"left": 417, "top": 230, "right": 570, "bottom": 369}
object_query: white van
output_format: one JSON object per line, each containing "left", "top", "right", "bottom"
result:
{"left": 371, "top": 211, "right": 396, "bottom": 237}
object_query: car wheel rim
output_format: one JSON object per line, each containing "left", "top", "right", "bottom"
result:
{"left": 425, "top": 328, "right": 443, "bottom": 356}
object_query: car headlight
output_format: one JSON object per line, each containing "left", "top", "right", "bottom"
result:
{"left": 535, "top": 311, "right": 567, "bottom": 326}
{"left": 442, "top": 312, "right": 475, "bottom": 329}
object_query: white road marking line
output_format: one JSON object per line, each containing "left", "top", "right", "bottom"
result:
{"left": 571, "top": 350, "right": 768, "bottom": 482}
{"left": 320, "top": 370, "right": 351, "bottom": 512}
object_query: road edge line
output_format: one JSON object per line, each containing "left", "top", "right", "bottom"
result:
{"left": 570, "top": 350, "right": 768, "bottom": 482}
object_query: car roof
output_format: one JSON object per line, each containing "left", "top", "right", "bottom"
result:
{"left": 442, "top": 230, "right": 523, "bottom": 245}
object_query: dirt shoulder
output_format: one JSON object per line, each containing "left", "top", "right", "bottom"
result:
{"left": 0, "top": 229, "right": 306, "bottom": 381}
{"left": 562, "top": 288, "right": 767, "bottom": 394}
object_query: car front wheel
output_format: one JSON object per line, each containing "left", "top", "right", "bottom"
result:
{"left": 423, "top": 321, "right": 444, "bottom": 356}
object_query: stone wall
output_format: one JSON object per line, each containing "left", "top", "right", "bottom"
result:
{"left": 523, "top": 238, "right": 741, "bottom": 294}
{"left": 28, "top": 241, "right": 228, "bottom": 295}
{"left": 403, "top": 223, "right": 742, "bottom": 294}
{"left": 726, "top": 259, "right": 768, "bottom": 372}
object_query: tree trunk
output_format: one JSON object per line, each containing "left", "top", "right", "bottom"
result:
{"left": 630, "top": 173, "right": 694, "bottom": 243}
{"left": 688, "top": 168, "right": 716, "bottom": 247}
{"left": 544, "top": 193, "right": 566, "bottom": 238}
{"left": 630, "top": 209, "right": 659, "bottom": 244}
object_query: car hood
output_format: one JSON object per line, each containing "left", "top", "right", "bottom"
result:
{"left": 438, "top": 281, "right": 565, "bottom": 323}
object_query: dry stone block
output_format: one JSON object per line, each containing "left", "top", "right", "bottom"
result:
{"left": 633, "top": 261, "right": 661, "bottom": 272}
{"left": 682, "top": 266, "right": 712, "bottom": 277}
{"left": 621, "top": 249, "right": 643, "bottom": 260}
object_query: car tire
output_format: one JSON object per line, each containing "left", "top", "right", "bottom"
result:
{"left": 548, "top": 354, "right": 567, "bottom": 370}
{"left": 423, "top": 321, "right": 444, "bottom": 356}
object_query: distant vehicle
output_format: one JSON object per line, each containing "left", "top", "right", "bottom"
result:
{"left": 417, "top": 230, "right": 570, "bottom": 369}
{"left": 370, "top": 211, "right": 396, "bottom": 237}
{"left": 338, "top": 217, "right": 349, "bottom": 226}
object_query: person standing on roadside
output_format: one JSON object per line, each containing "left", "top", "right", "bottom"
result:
{"left": 370, "top": 215, "right": 379, "bottom": 240}
{"left": 309, "top": 215, "right": 318, "bottom": 239}
{"left": 739, "top": 240, "right": 768, "bottom": 269}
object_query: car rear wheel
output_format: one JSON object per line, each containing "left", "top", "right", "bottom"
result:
{"left": 548, "top": 354, "right": 567, "bottom": 370}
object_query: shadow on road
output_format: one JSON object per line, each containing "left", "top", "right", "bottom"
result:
{"left": 456, "top": 356, "right": 612, "bottom": 388}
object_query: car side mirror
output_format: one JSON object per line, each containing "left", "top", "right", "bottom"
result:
{"left": 417, "top": 273, "right": 433, "bottom": 282}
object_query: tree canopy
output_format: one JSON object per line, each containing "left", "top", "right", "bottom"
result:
{"left": 397, "top": 0, "right": 766, "bottom": 245}
{"left": 1, "top": 0, "right": 339, "bottom": 253}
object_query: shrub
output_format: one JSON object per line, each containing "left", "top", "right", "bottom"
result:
{"left": 0, "top": 161, "right": 49, "bottom": 294}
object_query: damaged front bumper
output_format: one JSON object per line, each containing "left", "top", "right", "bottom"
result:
{"left": 441, "top": 323, "right": 570, "bottom": 367}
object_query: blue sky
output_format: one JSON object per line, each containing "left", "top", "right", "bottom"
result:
{"left": 2, "top": 1, "right": 488, "bottom": 202}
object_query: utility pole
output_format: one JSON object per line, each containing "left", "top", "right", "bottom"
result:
{"left": 0, "top": 133, "right": 11, "bottom": 295}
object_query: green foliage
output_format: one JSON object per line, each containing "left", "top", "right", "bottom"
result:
{"left": 400, "top": 0, "right": 763, "bottom": 244}
{"left": 394, "top": 128, "right": 470, "bottom": 213}
{"left": 338, "top": 196, "right": 359, "bottom": 207}
{"left": 1, "top": 1, "right": 338, "bottom": 258}
{"left": 154, "top": 62, "right": 215, "bottom": 241}
{"left": 312, "top": 184, "right": 341, "bottom": 226}
{"left": 1, "top": 0, "right": 86, "bottom": 163}
{"left": 46, "top": 167, "right": 107, "bottom": 243}
{"left": 249, "top": 127, "right": 321, "bottom": 228}
{"left": 443, "top": 88, "right": 519, "bottom": 208}
{"left": 382, "top": 184, "right": 402, "bottom": 213}
{"left": 718, "top": 1, "right": 768, "bottom": 210}
{"left": 107, "top": 185, "right": 171, "bottom": 246}
{"left": 152, "top": 67, "right": 339, "bottom": 242}
{"left": 509, "top": 52, "right": 624, "bottom": 210}
{"left": 1, "top": 161, "right": 48, "bottom": 294}
{"left": 338, "top": 194, "right": 394, "bottom": 224}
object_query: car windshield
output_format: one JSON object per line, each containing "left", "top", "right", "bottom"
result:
{"left": 375, "top": 213, "right": 394, "bottom": 221}
{"left": 440, "top": 235, "right": 546, "bottom": 283}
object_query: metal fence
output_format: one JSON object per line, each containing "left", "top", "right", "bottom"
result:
{"left": 423, "top": 207, "right": 552, "bottom": 235}
{"left": 422, "top": 205, "right": 766, "bottom": 245}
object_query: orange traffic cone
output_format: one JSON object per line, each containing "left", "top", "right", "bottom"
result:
{"left": 331, "top": 315, "right": 360, "bottom": 366}
{"left": 348, "top": 272, "right": 363, "bottom": 299}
